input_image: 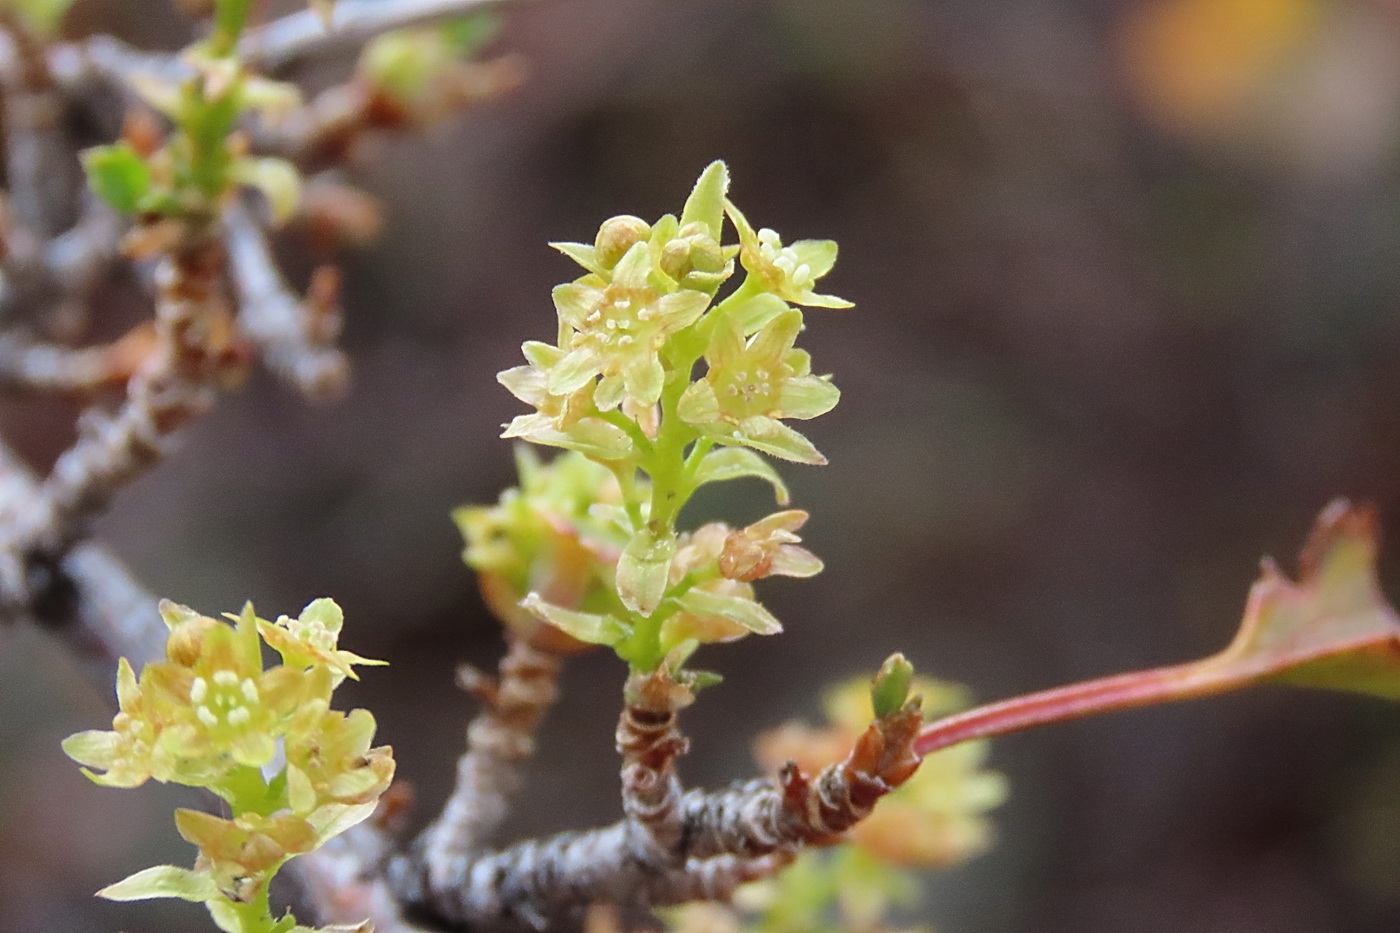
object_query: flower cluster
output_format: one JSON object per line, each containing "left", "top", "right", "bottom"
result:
{"left": 63, "top": 599, "right": 393, "bottom": 932}
{"left": 489, "top": 161, "right": 848, "bottom": 677}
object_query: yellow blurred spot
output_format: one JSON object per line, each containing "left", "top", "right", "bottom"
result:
{"left": 1119, "top": 0, "right": 1319, "bottom": 134}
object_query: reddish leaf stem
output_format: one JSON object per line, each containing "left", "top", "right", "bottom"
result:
{"left": 916, "top": 660, "right": 1235, "bottom": 756}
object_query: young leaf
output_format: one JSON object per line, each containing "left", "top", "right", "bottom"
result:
{"left": 83, "top": 144, "right": 153, "bottom": 215}
{"left": 917, "top": 500, "right": 1400, "bottom": 755}
{"left": 97, "top": 865, "right": 219, "bottom": 902}
{"left": 688, "top": 447, "right": 791, "bottom": 504}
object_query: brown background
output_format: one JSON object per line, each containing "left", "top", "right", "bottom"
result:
{"left": 4, "top": 0, "right": 1400, "bottom": 931}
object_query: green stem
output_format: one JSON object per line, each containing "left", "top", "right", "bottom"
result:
{"left": 212, "top": 0, "right": 252, "bottom": 56}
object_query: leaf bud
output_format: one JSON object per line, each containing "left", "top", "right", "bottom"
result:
{"left": 871, "top": 653, "right": 915, "bottom": 718}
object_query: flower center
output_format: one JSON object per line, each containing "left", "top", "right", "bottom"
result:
{"left": 191, "top": 668, "right": 261, "bottom": 731}
{"left": 757, "top": 228, "right": 813, "bottom": 290}
{"left": 716, "top": 363, "right": 779, "bottom": 416}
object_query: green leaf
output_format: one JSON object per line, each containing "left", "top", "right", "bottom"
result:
{"left": 680, "top": 161, "right": 729, "bottom": 240}
{"left": 82, "top": 144, "right": 153, "bottom": 215}
{"left": 689, "top": 447, "right": 790, "bottom": 504}
{"left": 520, "top": 593, "right": 629, "bottom": 646}
{"left": 671, "top": 588, "right": 782, "bottom": 636}
{"left": 616, "top": 526, "right": 677, "bottom": 615}
{"left": 97, "top": 865, "right": 219, "bottom": 902}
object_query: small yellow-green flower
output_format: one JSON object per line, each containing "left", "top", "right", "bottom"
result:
{"left": 62, "top": 658, "right": 167, "bottom": 788}
{"left": 257, "top": 598, "right": 386, "bottom": 687}
{"left": 725, "top": 200, "right": 851, "bottom": 309}
{"left": 175, "top": 808, "right": 318, "bottom": 901}
{"left": 284, "top": 701, "right": 395, "bottom": 812}
{"left": 679, "top": 309, "right": 840, "bottom": 463}
{"left": 150, "top": 606, "right": 322, "bottom": 773}
{"left": 547, "top": 242, "right": 711, "bottom": 411}
{"left": 499, "top": 341, "right": 635, "bottom": 461}
{"left": 456, "top": 449, "right": 629, "bottom": 648}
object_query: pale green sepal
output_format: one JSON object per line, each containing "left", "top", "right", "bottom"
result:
{"left": 62, "top": 730, "right": 119, "bottom": 771}
{"left": 521, "top": 340, "right": 564, "bottom": 368}
{"left": 307, "top": 801, "right": 378, "bottom": 846}
{"left": 97, "top": 864, "right": 219, "bottom": 902}
{"left": 300, "top": 598, "right": 345, "bottom": 636}
{"left": 677, "top": 381, "right": 721, "bottom": 425}
{"left": 680, "top": 160, "right": 730, "bottom": 240}
{"left": 551, "top": 241, "right": 607, "bottom": 277}
{"left": 789, "top": 239, "right": 839, "bottom": 280}
{"left": 689, "top": 447, "right": 790, "bottom": 504}
{"left": 616, "top": 526, "right": 677, "bottom": 615}
{"left": 502, "top": 413, "right": 635, "bottom": 461}
{"left": 207, "top": 897, "right": 242, "bottom": 933}
{"left": 158, "top": 598, "right": 201, "bottom": 629}
{"left": 520, "top": 593, "right": 629, "bottom": 645}
{"left": 723, "top": 292, "right": 790, "bottom": 335}
{"left": 728, "top": 416, "right": 825, "bottom": 465}
{"left": 777, "top": 375, "right": 841, "bottom": 420}
{"left": 288, "top": 764, "right": 317, "bottom": 814}
{"left": 671, "top": 588, "right": 782, "bottom": 636}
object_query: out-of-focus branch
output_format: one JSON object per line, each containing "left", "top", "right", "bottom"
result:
{"left": 242, "top": 0, "right": 510, "bottom": 72}
{"left": 0, "top": 437, "right": 164, "bottom": 674}
{"left": 227, "top": 203, "right": 349, "bottom": 399}
{"left": 415, "top": 635, "right": 565, "bottom": 890}
{"left": 0, "top": 16, "right": 83, "bottom": 237}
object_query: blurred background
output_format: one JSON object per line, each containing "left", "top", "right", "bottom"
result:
{"left": 5, "top": 0, "right": 1400, "bottom": 930}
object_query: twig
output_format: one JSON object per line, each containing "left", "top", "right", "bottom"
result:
{"left": 615, "top": 669, "right": 693, "bottom": 859}
{"left": 241, "top": 0, "right": 511, "bottom": 72}
{"left": 388, "top": 702, "right": 924, "bottom": 929}
{"left": 226, "top": 203, "right": 349, "bottom": 399}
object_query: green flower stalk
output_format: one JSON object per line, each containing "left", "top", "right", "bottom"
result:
{"left": 63, "top": 599, "right": 393, "bottom": 933}
{"left": 494, "top": 160, "right": 848, "bottom": 679}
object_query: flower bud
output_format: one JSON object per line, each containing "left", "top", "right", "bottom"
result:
{"left": 594, "top": 214, "right": 652, "bottom": 268}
